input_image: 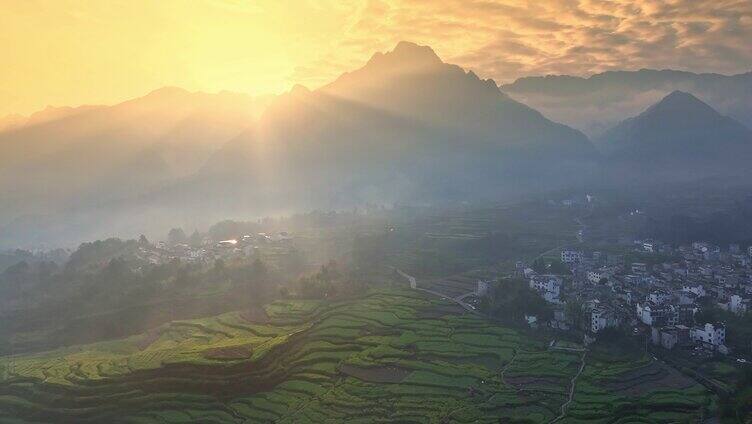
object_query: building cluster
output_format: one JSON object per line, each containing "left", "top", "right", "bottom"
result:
{"left": 136, "top": 232, "right": 293, "bottom": 265}
{"left": 518, "top": 239, "right": 752, "bottom": 355}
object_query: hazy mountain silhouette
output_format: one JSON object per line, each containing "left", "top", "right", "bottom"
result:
{"left": 0, "top": 113, "right": 28, "bottom": 132}
{"left": 202, "top": 41, "right": 596, "bottom": 203}
{"left": 0, "top": 42, "right": 599, "bottom": 248}
{"left": 502, "top": 69, "right": 752, "bottom": 137}
{"left": 597, "top": 91, "right": 752, "bottom": 180}
{"left": 0, "top": 88, "right": 269, "bottom": 231}
{"left": 0, "top": 105, "right": 102, "bottom": 133}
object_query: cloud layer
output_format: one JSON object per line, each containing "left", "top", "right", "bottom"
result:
{"left": 296, "top": 0, "right": 752, "bottom": 87}
{"left": 1, "top": 0, "right": 750, "bottom": 115}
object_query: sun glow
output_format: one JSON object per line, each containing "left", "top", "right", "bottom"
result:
{"left": 1, "top": 1, "right": 369, "bottom": 115}
{"left": 2, "top": 0, "right": 751, "bottom": 116}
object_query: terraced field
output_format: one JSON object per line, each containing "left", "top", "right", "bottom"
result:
{"left": 0, "top": 289, "right": 714, "bottom": 423}
{"left": 422, "top": 268, "right": 501, "bottom": 299}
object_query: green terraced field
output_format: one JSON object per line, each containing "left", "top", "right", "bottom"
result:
{"left": 0, "top": 288, "right": 714, "bottom": 423}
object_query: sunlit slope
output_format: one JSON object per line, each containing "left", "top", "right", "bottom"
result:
{"left": 0, "top": 288, "right": 711, "bottom": 423}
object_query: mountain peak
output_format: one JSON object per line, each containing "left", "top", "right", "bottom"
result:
{"left": 644, "top": 90, "right": 720, "bottom": 119}
{"left": 598, "top": 88, "right": 752, "bottom": 163}
{"left": 364, "top": 41, "right": 443, "bottom": 72}
{"left": 392, "top": 41, "right": 440, "bottom": 59}
{"left": 659, "top": 90, "right": 704, "bottom": 105}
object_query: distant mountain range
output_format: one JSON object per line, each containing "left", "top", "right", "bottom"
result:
{"left": 502, "top": 69, "right": 752, "bottom": 137}
{"left": 1, "top": 42, "right": 750, "bottom": 248}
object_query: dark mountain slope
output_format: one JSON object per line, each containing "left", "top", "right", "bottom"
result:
{"left": 597, "top": 91, "right": 752, "bottom": 180}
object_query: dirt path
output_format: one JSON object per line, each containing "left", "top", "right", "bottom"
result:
{"left": 550, "top": 350, "right": 587, "bottom": 424}
{"left": 500, "top": 349, "right": 518, "bottom": 388}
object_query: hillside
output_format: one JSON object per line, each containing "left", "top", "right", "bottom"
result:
{"left": 0, "top": 288, "right": 712, "bottom": 423}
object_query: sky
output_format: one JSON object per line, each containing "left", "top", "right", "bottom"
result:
{"left": 1, "top": 0, "right": 751, "bottom": 116}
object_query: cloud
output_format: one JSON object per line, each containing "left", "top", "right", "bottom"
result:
{"left": 296, "top": 0, "right": 752, "bottom": 85}
{"left": 1, "top": 0, "right": 749, "bottom": 115}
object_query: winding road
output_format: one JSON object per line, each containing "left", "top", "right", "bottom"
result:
{"left": 392, "top": 267, "right": 482, "bottom": 316}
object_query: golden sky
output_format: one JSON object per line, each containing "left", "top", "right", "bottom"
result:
{"left": 2, "top": 0, "right": 751, "bottom": 116}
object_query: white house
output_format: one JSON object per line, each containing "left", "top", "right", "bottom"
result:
{"left": 682, "top": 284, "right": 706, "bottom": 298}
{"left": 690, "top": 323, "right": 726, "bottom": 351}
{"left": 636, "top": 303, "right": 678, "bottom": 327}
{"left": 525, "top": 314, "right": 538, "bottom": 328}
{"left": 631, "top": 262, "right": 648, "bottom": 274}
{"left": 476, "top": 280, "right": 490, "bottom": 297}
{"left": 648, "top": 291, "right": 671, "bottom": 305}
{"left": 587, "top": 267, "right": 614, "bottom": 284}
{"left": 561, "top": 250, "right": 582, "bottom": 264}
{"left": 730, "top": 294, "right": 748, "bottom": 315}
{"left": 591, "top": 308, "right": 619, "bottom": 333}
{"left": 529, "top": 275, "right": 562, "bottom": 303}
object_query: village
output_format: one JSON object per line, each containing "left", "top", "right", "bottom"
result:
{"left": 130, "top": 231, "right": 296, "bottom": 267}
{"left": 520, "top": 239, "right": 752, "bottom": 359}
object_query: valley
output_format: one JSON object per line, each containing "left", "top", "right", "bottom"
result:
{"left": 2, "top": 8, "right": 752, "bottom": 421}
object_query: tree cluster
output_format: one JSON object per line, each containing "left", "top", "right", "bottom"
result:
{"left": 297, "top": 260, "right": 362, "bottom": 299}
{"left": 479, "top": 278, "right": 553, "bottom": 324}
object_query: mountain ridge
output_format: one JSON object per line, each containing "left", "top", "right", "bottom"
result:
{"left": 502, "top": 69, "right": 752, "bottom": 137}
{"left": 0, "top": 41, "right": 598, "bottom": 248}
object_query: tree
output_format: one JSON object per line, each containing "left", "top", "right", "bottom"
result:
{"left": 211, "top": 259, "right": 227, "bottom": 281}
{"left": 353, "top": 233, "right": 388, "bottom": 272}
{"left": 565, "top": 298, "right": 586, "bottom": 331}
{"left": 280, "top": 248, "right": 306, "bottom": 275}
{"left": 296, "top": 261, "right": 358, "bottom": 299}
{"left": 532, "top": 258, "right": 546, "bottom": 273}
{"left": 483, "top": 278, "right": 553, "bottom": 324}
{"left": 547, "top": 259, "right": 572, "bottom": 275}
{"left": 167, "top": 228, "right": 187, "bottom": 245}
{"left": 252, "top": 258, "right": 268, "bottom": 280}
{"left": 188, "top": 230, "right": 203, "bottom": 247}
